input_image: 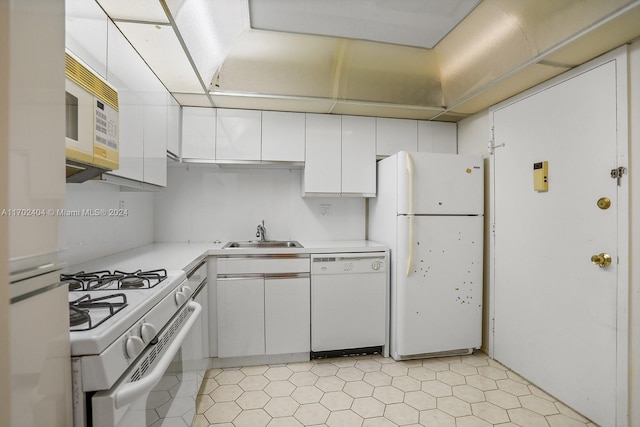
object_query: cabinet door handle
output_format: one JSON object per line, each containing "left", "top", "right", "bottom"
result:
{"left": 265, "top": 273, "right": 310, "bottom": 279}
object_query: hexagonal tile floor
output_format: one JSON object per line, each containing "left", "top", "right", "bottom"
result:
{"left": 192, "top": 352, "right": 597, "bottom": 427}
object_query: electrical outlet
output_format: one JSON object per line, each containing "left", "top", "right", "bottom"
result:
{"left": 320, "top": 204, "right": 332, "bottom": 216}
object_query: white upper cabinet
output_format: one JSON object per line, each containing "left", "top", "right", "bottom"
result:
{"left": 65, "top": 0, "right": 108, "bottom": 78}
{"left": 181, "top": 107, "right": 216, "bottom": 160}
{"left": 303, "top": 114, "right": 342, "bottom": 195}
{"left": 418, "top": 121, "right": 457, "bottom": 154}
{"left": 106, "top": 20, "right": 143, "bottom": 182}
{"left": 114, "top": 101, "right": 145, "bottom": 182}
{"left": 303, "top": 114, "right": 376, "bottom": 197}
{"left": 341, "top": 115, "right": 376, "bottom": 196}
{"left": 216, "top": 109, "right": 262, "bottom": 161}
{"left": 261, "top": 111, "right": 305, "bottom": 162}
{"left": 376, "top": 117, "right": 418, "bottom": 157}
{"left": 106, "top": 20, "right": 168, "bottom": 186}
{"left": 166, "top": 95, "right": 181, "bottom": 158}
{"left": 143, "top": 102, "right": 168, "bottom": 187}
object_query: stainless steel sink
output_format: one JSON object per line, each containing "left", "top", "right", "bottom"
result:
{"left": 222, "top": 240, "right": 304, "bottom": 249}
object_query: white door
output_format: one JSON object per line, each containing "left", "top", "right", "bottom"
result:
{"left": 492, "top": 53, "right": 627, "bottom": 426}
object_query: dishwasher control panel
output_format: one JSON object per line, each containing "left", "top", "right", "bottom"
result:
{"left": 311, "top": 253, "right": 386, "bottom": 274}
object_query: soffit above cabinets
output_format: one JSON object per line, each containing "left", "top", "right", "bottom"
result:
{"left": 94, "top": 0, "right": 640, "bottom": 121}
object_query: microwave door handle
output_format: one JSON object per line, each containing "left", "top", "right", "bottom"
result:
{"left": 114, "top": 301, "right": 202, "bottom": 409}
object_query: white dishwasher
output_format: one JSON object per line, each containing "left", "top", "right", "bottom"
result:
{"left": 311, "top": 252, "right": 388, "bottom": 358}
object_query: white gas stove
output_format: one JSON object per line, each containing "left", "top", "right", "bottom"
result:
{"left": 64, "top": 268, "right": 202, "bottom": 427}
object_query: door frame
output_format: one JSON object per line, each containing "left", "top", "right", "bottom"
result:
{"left": 487, "top": 46, "right": 629, "bottom": 425}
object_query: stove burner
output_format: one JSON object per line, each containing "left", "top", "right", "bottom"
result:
{"left": 63, "top": 269, "right": 168, "bottom": 291}
{"left": 120, "top": 275, "right": 145, "bottom": 289}
{"left": 66, "top": 279, "right": 83, "bottom": 292}
{"left": 61, "top": 273, "right": 91, "bottom": 291}
{"left": 69, "top": 306, "right": 90, "bottom": 326}
{"left": 115, "top": 269, "right": 168, "bottom": 290}
{"left": 87, "top": 273, "right": 124, "bottom": 290}
{"left": 69, "top": 293, "right": 128, "bottom": 331}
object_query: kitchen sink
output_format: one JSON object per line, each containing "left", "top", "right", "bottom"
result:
{"left": 222, "top": 240, "right": 304, "bottom": 249}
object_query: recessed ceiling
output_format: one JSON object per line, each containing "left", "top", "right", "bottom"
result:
{"left": 248, "top": 0, "right": 481, "bottom": 49}
{"left": 89, "top": 0, "right": 640, "bottom": 121}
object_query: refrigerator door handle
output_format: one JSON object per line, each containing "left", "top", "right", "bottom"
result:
{"left": 406, "top": 152, "right": 415, "bottom": 277}
{"left": 406, "top": 215, "right": 414, "bottom": 277}
{"left": 406, "top": 152, "right": 414, "bottom": 215}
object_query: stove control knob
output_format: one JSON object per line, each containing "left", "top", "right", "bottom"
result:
{"left": 175, "top": 290, "right": 187, "bottom": 306}
{"left": 181, "top": 285, "right": 192, "bottom": 298}
{"left": 140, "top": 322, "right": 157, "bottom": 343}
{"left": 125, "top": 335, "right": 144, "bottom": 359}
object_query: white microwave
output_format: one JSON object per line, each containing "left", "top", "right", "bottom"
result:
{"left": 65, "top": 51, "right": 119, "bottom": 181}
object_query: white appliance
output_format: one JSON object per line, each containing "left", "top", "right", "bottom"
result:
{"left": 65, "top": 268, "right": 202, "bottom": 427}
{"left": 368, "top": 151, "right": 484, "bottom": 360}
{"left": 311, "top": 252, "right": 388, "bottom": 357}
{"left": 65, "top": 50, "right": 119, "bottom": 183}
{"left": 7, "top": 0, "right": 71, "bottom": 425}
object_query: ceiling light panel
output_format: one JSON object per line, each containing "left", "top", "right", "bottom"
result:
{"left": 115, "top": 22, "right": 204, "bottom": 93}
{"left": 249, "top": 0, "right": 481, "bottom": 49}
{"left": 166, "top": 0, "right": 249, "bottom": 88}
{"left": 96, "top": 0, "right": 169, "bottom": 23}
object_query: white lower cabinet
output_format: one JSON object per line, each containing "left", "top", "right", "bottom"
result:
{"left": 217, "top": 275, "right": 311, "bottom": 358}
{"left": 217, "top": 277, "right": 265, "bottom": 358}
{"left": 265, "top": 277, "right": 310, "bottom": 354}
{"left": 216, "top": 256, "right": 311, "bottom": 359}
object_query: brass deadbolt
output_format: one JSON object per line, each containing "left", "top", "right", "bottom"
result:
{"left": 597, "top": 197, "right": 611, "bottom": 210}
{"left": 591, "top": 253, "right": 612, "bottom": 268}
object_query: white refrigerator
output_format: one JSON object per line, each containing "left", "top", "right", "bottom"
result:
{"left": 368, "top": 151, "right": 484, "bottom": 360}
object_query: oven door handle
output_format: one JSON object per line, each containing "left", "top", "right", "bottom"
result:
{"left": 114, "top": 301, "right": 202, "bottom": 409}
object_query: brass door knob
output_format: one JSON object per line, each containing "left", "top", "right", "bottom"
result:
{"left": 591, "top": 253, "right": 612, "bottom": 268}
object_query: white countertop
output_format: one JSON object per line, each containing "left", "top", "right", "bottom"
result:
{"left": 69, "top": 240, "right": 388, "bottom": 274}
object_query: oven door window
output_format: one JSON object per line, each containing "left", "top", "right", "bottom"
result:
{"left": 122, "top": 349, "right": 198, "bottom": 427}
{"left": 91, "top": 302, "right": 202, "bottom": 427}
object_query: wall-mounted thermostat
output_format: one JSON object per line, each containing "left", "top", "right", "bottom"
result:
{"left": 533, "top": 161, "right": 548, "bottom": 192}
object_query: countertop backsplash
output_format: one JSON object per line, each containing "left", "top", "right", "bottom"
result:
{"left": 60, "top": 181, "right": 155, "bottom": 266}
{"left": 60, "top": 164, "right": 366, "bottom": 267}
{"left": 153, "top": 164, "right": 366, "bottom": 243}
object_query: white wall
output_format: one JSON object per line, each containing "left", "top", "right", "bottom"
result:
{"left": 457, "top": 110, "right": 491, "bottom": 353}
{"left": 154, "top": 164, "right": 366, "bottom": 243}
{"left": 628, "top": 39, "right": 640, "bottom": 427}
{"left": 60, "top": 182, "right": 154, "bottom": 266}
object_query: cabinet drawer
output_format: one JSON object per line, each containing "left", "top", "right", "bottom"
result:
{"left": 218, "top": 256, "right": 310, "bottom": 275}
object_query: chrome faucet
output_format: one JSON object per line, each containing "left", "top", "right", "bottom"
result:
{"left": 256, "top": 220, "right": 267, "bottom": 242}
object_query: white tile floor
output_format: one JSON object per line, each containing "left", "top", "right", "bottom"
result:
{"left": 192, "top": 352, "right": 597, "bottom": 427}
